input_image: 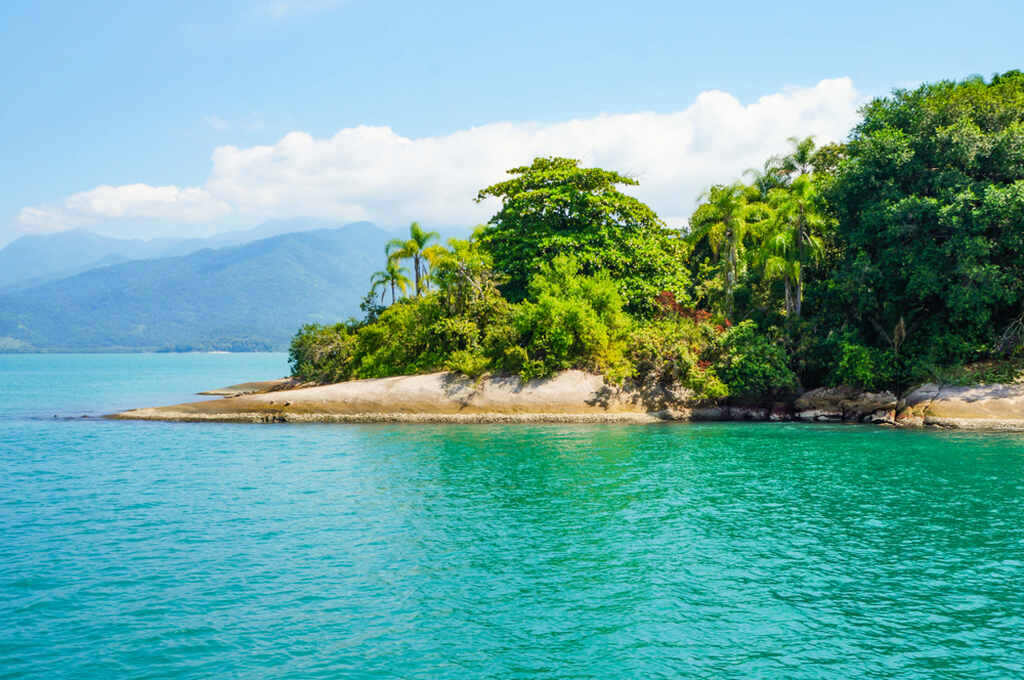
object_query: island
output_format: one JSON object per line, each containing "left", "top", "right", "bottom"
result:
{"left": 115, "top": 73, "right": 1024, "bottom": 429}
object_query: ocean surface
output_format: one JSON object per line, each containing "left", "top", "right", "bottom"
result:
{"left": 2, "top": 353, "right": 1023, "bottom": 679}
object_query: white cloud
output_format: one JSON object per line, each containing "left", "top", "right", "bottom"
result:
{"left": 18, "top": 185, "right": 230, "bottom": 233}
{"left": 18, "top": 78, "right": 864, "bottom": 236}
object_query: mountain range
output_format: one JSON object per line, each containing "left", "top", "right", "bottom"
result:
{"left": 0, "top": 218, "right": 345, "bottom": 292}
{"left": 0, "top": 221, "right": 461, "bottom": 352}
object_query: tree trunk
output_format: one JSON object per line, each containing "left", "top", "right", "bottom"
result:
{"left": 413, "top": 254, "right": 421, "bottom": 296}
{"left": 390, "top": 282, "right": 396, "bottom": 305}
{"left": 794, "top": 212, "right": 805, "bottom": 317}
{"left": 726, "top": 234, "right": 737, "bottom": 317}
{"left": 793, "top": 267, "right": 802, "bottom": 317}
{"left": 784, "top": 277, "right": 794, "bottom": 316}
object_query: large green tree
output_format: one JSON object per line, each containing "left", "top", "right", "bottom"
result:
{"left": 475, "top": 157, "right": 689, "bottom": 314}
{"left": 824, "top": 70, "right": 1024, "bottom": 365}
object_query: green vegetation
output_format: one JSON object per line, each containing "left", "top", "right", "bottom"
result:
{"left": 475, "top": 157, "right": 690, "bottom": 314}
{"left": 292, "top": 72, "right": 1024, "bottom": 401}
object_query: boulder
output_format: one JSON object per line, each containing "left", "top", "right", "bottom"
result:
{"left": 726, "top": 406, "right": 769, "bottom": 421}
{"left": 794, "top": 386, "right": 897, "bottom": 422}
{"left": 794, "top": 408, "right": 842, "bottom": 422}
{"left": 899, "top": 382, "right": 1024, "bottom": 429}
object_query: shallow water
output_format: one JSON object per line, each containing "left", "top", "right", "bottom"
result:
{"left": 2, "top": 354, "right": 1023, "bottom": 678}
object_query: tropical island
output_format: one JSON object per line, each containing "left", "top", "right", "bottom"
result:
{"left": 115, "top": 72, "right": 1024, "bottom": 428}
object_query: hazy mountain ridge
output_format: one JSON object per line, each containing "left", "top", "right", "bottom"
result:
{"left": 0, "top": 219, "right": 363, "bottom": 291}
{"left": 0, "top": 223, "right": 394, "bottom": 351}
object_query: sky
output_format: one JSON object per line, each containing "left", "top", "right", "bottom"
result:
{"left": 1, "top": 0, "right": 1021, "bottom": 245}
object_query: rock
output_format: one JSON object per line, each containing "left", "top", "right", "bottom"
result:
{"left": 794, "top": 386, "right": 859, "bottom": 411}
{"left": 794, "top": 408, "right": 842, "bottom": 422}
{"left": 690, "top": 406, "right": 725, "bottom": 421}
{"left": 726, "top": 406, "right": 769, "bottom": 421}
{"left": 769, "top": 403, "right": 791, "bottom": 421}
{"left": 863, "top": 408, "right": 896, "bottom": 425}
{"left": 794, "top": 386, "right": 897, "bottom": 422}
{"left": 113, "top": 370, "right": 679, "bottom": 424}
{"left": 198, "top": 378, "right": 299, "bottom": 397}
{"left": 900, "top": 382, "right": 1024, "bottom": 430}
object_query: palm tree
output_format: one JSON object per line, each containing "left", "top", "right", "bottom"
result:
{"left": 744, "top": 157, "right": 788, "bottom": 199}
{"left": 369, "top": 259, "right": 412, "bottom": 305}
{"left": 759, "top": 174, "right": 828, "bottom": 317}
{"left": 420, "top": 242, "right": 450, "bottom": 293}
{"left": 689, "top": 182, "right": 758, "bottom": 316}
{"left": 778, "top": 136, "right": 816, "bottom": 178}
{"left": 386, "top": 222, "right": 440, "bottom": 296}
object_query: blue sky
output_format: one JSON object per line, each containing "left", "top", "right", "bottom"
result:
{"left": 1, "top": 0, "right": 1020, "bottom": 244}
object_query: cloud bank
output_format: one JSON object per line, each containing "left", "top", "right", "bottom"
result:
{"left": 19, "top": 78, "right": 863, "bottom": 236}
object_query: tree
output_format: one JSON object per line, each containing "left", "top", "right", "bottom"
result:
{"left": 420, "top": 242, "right": 452, "bottom": 293}
{"left": 428, "top": 237, "right": 506, "bottom": 316}
{"left": 759, "top": 175, "right": 829, "bottom": 317}
{"left": 778, "top": 135, "right": 817, "bottom": 178}
{"left": 823, "top": 70, "right": 1024, "bottom": 366}
{"left": 387, "top": 221, "right": 440, "bottom": 296}
{"left": 744, "top": 158, "right": 788, "bottom": 199}
{"left": 687, "top": 182, "right": 760, "bottom": 316}
{"left": 475, "top": 157, "right": 689, "bottom": 314}
{"left": 369, "top": 258, "right": 412, "bottom": 305}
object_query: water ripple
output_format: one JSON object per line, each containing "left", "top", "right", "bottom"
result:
{"left": 2, "top": 405, "right": 1024, "bottom": 677}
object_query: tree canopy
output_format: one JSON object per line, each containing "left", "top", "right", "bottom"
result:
{"left": 475, "top": 156, "right": 689, "bottom": 314}
{"left": 822, "top": 70, "right": 1024, "bottom": 366}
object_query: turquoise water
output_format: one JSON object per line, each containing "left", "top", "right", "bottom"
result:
{"left": 2, "top": 354, "right": 1024, "bottom": 678}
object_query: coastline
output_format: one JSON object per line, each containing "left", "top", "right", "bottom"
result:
{"left": 111, "top": 371, "right": 680, "bottom": 424}
{"left": 109, "top": 370, "right": 1024, "bottom": 430}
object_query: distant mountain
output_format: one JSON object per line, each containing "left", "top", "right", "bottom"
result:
{"left": 0, "top": 219, "right": 367, "bottom": 291}
{"left": 0, "top": 223, "right": 393, "bottom": 352}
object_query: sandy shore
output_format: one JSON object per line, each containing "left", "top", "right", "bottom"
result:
{"left": 112, "top": 370, "right": 681, "bottom": 424}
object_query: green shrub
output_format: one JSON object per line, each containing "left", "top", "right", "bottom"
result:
{"left": 626, "top": 318, "right": 727, "bottom": 400}
{"left": 829, "top": 342, "right": 894, "bottom": 391}
{"left": 288, "top": 323, "right": 358, "bottom": 383}
{"left": 715, "top": 321, "right": 798, "bottom": 401}
{"left": 444, "top": 349, "right": 492, "bottom": 379}
{"left": 502, "top": 255, "right": 632, "bottom": 380}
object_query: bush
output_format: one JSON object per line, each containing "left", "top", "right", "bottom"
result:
{"left": 829, "top": 342, "right": 894, "bottom": 391}
{"left": 715, "top": 321, "right": 798, "bottom": 401}
{"left": 445, "top": 349, "right": 492, "bottom": 379}
{"left": 289, "top": 323, "right": 358, "bottom": 383}
{"left": 500, "top": 256, "right": 632, "bottom": 380}
{"left": 626, "top": 318, "right": 727, "bottom": 400}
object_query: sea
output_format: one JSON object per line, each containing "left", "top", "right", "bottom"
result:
{"left": 2, "top": 353, "right": 1023, "bottom": 678}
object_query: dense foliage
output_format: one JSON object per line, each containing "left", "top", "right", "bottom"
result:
{"left": 821, "top": 71, "right": 1024, "bottom": 373}
{"left": 293, "top": 72, "right": 1024, "bottom": 400}
{"left": 476, "top": 157, "right": 690, "bottom": 314}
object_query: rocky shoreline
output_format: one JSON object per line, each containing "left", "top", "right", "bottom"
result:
{"left": 108, "top": 371, "right": 1024, "bottom": 430}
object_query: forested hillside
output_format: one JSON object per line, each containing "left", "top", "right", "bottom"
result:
{"left": 0, "top": 224, "right": 391, "bottom": 351}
